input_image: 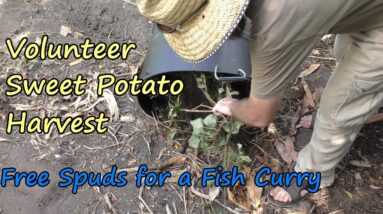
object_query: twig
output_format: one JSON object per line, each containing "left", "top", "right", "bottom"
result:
{"left": 181, "top": 109, "right": 212, "bottom": 113}
{"left": 329, "top": 210, "right": 345, "bottom": 214}
{"left": 308, "top": 56, "right": 336, "bottom": 61}
{"left": 183, "top": 187, "right": 188, "bottom": 214}
{"left": 139, "top": 186, "right": 153, "bottom": 214}
{"left": 108, "top": 129, "right": 120, "bottom": 145}
{"left": 201, "top": 89, "right": 216, "bottom": 106}
{"left": 151, "top": 112, "right": 161, "bottom": 133}
{"left": 142, "top": 135, "right": 152, "bottom": 158}
{"left": 103, "top": 194, "right": 118, "bottom": 214}
{"left": 83, "top": 140, "right": 132, "bottom": 150}
{"left": 169, "top": 184, "right": 184, "bottom": 202}
{"left": 181, "top": 104, "right": 213, "bottom": 113}
{"left": 172, "top": 201, "right": 178, "bottom": 214}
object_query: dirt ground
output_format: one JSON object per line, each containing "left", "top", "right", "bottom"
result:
{"left": 0, "top": 0, "right": 382, "bottom": 214}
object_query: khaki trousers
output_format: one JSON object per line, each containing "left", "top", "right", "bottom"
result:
{"left": 295, "top": 27, "right": 383, "bottom": 187}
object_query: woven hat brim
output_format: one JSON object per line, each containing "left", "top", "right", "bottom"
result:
{"left": 164, "top": 0, "right": 250, "bottom": 63}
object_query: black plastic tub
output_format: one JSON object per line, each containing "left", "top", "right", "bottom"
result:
{"left": 137, "top": 19, "right": 252, "bottom": 117}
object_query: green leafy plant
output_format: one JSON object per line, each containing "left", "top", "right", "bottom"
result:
{"left": 168, "top": 74, "right": 252, "bottom": 168}
{"left": 188, "top": 114, "right": 243, "bottom": 150}
{"left": 191, "top": 74, "right": 251, "bottom": 167}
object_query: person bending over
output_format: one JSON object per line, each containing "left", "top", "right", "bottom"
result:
{"left": 136, "top": 0, "right": 383, "bottom": 208}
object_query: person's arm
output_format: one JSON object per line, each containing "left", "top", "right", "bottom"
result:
{"left": 212, "top": 95, "right": 282, "bottom": 128}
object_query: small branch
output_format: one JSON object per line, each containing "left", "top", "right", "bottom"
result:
{"left": 139, "top": 186, "right": 153, "bottom": 214}
{"left": 181, "top": 104, "right": 213, "bottom": 113}
{"left": 103, "top": 194, "right": 118, "bottom": 214}
{"left": 201, "top": 89, "right": 216, "bottom": 106}
{"left": 308, "top": 56, "right": 336, "bottom": 61}
{"left": 142, "top": 135, "right": 152, "bottom": 158}
{"left": 122, "top": 0, "right": 136, "bottom": 6}
{"left": 183, "top": 187, "right": 188, "bottom": 214}
{"left": 181, "top": 109, "right": 212, "bottom": 113}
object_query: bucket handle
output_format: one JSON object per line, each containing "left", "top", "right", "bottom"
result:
{"left": 214, "top": 65, "right": 248, "bottom": 82}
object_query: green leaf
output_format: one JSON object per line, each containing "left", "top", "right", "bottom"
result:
{"left": 168, "top": 98, "right": 181, "bottom": 118}
{"left": 188, "top": 135, "right": 200, "bottom": 149}
{"left": 196, "top": 74, "right": 207, "bottom": 89}
{"left": 218, "top": 88, "right": 225, "bottom": 95}
{"left": 239, "top": 155, "right": 252, "bottom": 163}
{"left": 203, "top": 114, "right": 218, "bottom": 128}
{"left": 200, "top": 141, "right": 210, "bottom": 150}
{"left": 227, "top": 152, "right": 237, "bottom": 164}
{"left": 344, "top": 190, "right": 353, "bottom": 199}
{"left": 168, "top": 129, "right": 177, "bottom": 140}
{"left": 223, "top": 120, "right": 242, "bottom": 135}
{"left": 218, "top": 136, "right": 227, "bottom": 146}
{"left": 190, "top": 118, "right": 204, "bottom": 135}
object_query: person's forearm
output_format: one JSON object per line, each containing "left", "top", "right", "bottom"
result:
{"left": 230, "top": 96, "right": 281, "bottom": 128}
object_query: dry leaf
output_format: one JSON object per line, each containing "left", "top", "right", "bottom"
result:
{"left": 321, "top": 34, "right": 334, "bottom": 41}
{"left": 39, "top": 109, "right": 46, "bottom": 118}
{"left": 157, "top": 155, "right": 187, "bottom": 171}
{"left": 275, "top": 142, "right": 292, "bottom": 164}
{"left": 130, "top": 65, "right": 138, "bottom": 75}
{"left": 275, "top": 137, "right": 297, "bottom": 164}
{"left": 127, "top": 159, "right": 137, "bottom": 167}
{"left": 255, "top": 155, "right": 266, "bottom": 164}
{"left": 118, "top": 62, "right": 130, "bottom": 68}
{"left": 285, "top": 136, "right": 298, "bottom": 162}
{"left": 302, "top": 80, "right": 316, "bottom": 109}
{"left": 209, "top": 186, "right": 221, "bottom": 201}
{"left": 120, "top": 114, "right": 136, "bottom": 123}
{"left": 269, "top": 158, "right": 282, "bottom": 172}
{"left": 369, "top": 177, "right": 380, "bottom": 185}
{"left": 370, "top": 185, "right": 382, "bottom": 190}
{"left": 298, "top": 64, "right": 320, "bottom": 78}
{"left": 246, "top": 175, "right": 263, "bottom": 209}
{"left": 60, "top": 26, "right": 73, "bottom": 37}
{"left": 0, "top": 137, "right": 10, "bottom": 143}
{"left": 12, "top": 31, "right": 31, "bottom": 43}
{"left": 35, "top": 36, "right": 42, "bottom": 45}
{"left": 166, "top": 204, "right": 173, "bottom": 214}
{"left": 344, "top": 190, "right": 353, "bottom": 199}
{"left": 73, "top": 31, "right": 84, "bottom": 40}
{"left": 301, "top": 96, "right": 310, "bottom": 114}
{"left": 267, "top": 123, "right": 277, "bottom": 135}
{"left": 290, "top": 105, "right": 303, "bottom": 136}
{"left": 0, "top": 112, "right": 5, "bottom": 121}
{"left": 354, "top": 173, "right": 362, "bottom": 180}
{"left": 313, "top": 86, "right": 324, "bottom": 107}
{"left": 350, "top": 160, "right": 372, "bottom": 168}
{"left": 312, "top": 49, "right": 320, "bottom": 55}
{"left": 227, "top": 189, "right": 251, "bottom": 212}
{"left": 69, "top": 58, "right": 83, "bottom": 66}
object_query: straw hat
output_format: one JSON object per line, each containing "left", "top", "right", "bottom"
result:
{"left": 136, "top": 0, "right": 250, "bottom": 63}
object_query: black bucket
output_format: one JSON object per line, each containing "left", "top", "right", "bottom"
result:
{"left": 137, "top": 19, "right": 252, "bottom": 117}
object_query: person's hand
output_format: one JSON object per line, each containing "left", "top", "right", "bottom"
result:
{"left": 212, "top": 97, "right": 239, "bottom": 117}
